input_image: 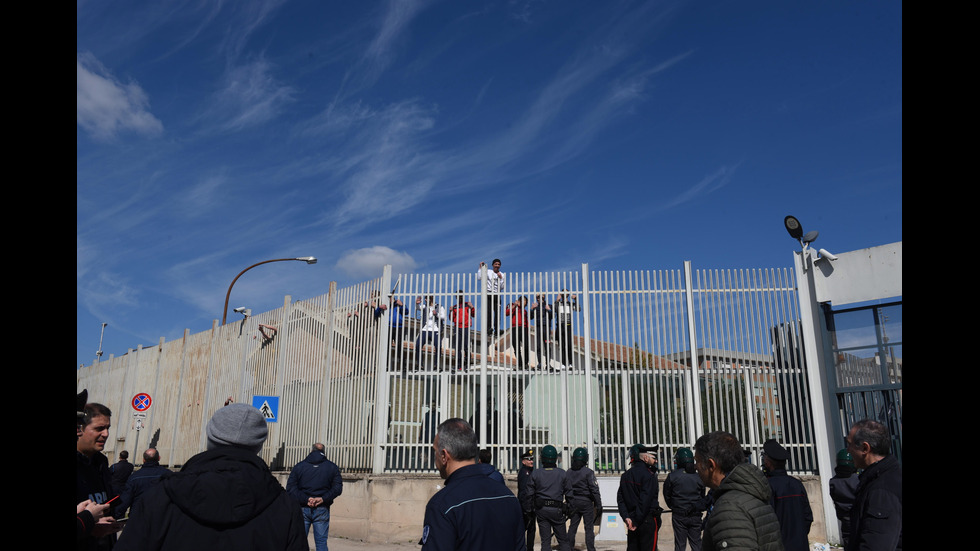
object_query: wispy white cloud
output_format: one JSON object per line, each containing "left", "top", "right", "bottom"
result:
{"left": 337, "top": 246, "right": 419, "bottom": 279}
{"left": 77, "top": 52, "right": 164, "bottom": 141}
{"left": 209, "top": 58, "right": 296, "bottom": 131}
{"left": 659, "top": 163, "right": 742, "bottom": 211}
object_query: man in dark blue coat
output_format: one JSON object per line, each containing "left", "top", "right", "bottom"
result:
{"left": 762, "top": 439, "right": 812, "bottom": 551}
{"left": 117, "top": 448, "right": 169, "bottom": 518}
{"left": 420, "top": 418, "right": 525, "bottom": 551}
{"left": 286, "top": 443, "right": 344, "bottom": 551}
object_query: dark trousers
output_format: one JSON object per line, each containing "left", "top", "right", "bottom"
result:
{"left": 523, "top": 510, "right": 537, "bottom": 551}
{"left": 415, "top": 331, "right": 441, "bottom": 370}
{"left": 389, "top": 324, "right": 405, "bottom": 371}
{"left": 535, "top": 331, "right": 551, "bottom": 369}
{"left": 512, "top": 326, "right": 529, "bottom": 368}
{"left": 452, "top": 327, "right": 470, "bottom": 370}
{"left": 626, "top": 514, "right": 659, "bottom": 551}
{"left": 488, "top": 296, "right": 501, "bottom": 335}
{"left": 672, "top": 513, "right": 702, "bottom": 551}
{"left": 536, "top": 507, "right": 569, "bottom": 551}
{"left": 556, "top": 323, "right": 573, "bottom": 368}
{"left": 567, "top": 498, "right": 597, "bottom": 551}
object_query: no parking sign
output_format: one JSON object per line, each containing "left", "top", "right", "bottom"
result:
{"left": 132, "top": 393, "right": 152, "bottom": 411}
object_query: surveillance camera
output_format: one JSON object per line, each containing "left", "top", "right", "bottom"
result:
{"left": 817, "top": 249, "right": 838, "bottom": 261}
{"left": 234, "top": 307, "right": 248, "bottom": 313}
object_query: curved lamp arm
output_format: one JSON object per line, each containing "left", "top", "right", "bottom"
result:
{"left": 222, "top": 257, "right": 317, "bottom": 325}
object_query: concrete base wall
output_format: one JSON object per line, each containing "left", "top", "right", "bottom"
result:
{"left": 273, "top": 472, "right": 829, "bottom": 546}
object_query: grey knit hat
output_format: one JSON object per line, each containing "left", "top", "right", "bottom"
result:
{"left": 206, "top": 403, "right": 268, "bottom": 453}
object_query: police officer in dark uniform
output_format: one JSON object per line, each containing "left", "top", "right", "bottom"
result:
{"left": 828, "top": 448, "right": 860, "bottom": 548}
{"left": 762, "top": 439, "right": 812, "bottom": 551}
{"left": 617, "top": 444, "right": 662, "bottom": 551}
{"left": 565, "top": 447, "right": 602, "bottom": 551}
{"left": 663, "top": 447, "right": 705, "bottom": 551}
{"left": 523, "top": 445, "right": 569, "bottom": 551}
{"left": 517, "top": 449, "right": 537, "bottom": 550}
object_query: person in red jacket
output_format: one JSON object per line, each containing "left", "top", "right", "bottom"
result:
{"left": 450, "top": 290, "right": 475, "bottom": 371}
{"left": 506, "top": 296, "right": 530, "bottom": 369}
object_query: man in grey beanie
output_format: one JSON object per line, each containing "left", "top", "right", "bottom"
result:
{"left": 116, "top": 403, "right": 306, "bottom": 551}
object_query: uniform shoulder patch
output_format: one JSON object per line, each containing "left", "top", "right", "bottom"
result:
{"left": 421, "top": 525, "right": 430, "bottom": 545}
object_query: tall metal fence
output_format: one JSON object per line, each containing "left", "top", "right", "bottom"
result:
{"left": 77, "top": 262, "right": 817, "bottom": 475}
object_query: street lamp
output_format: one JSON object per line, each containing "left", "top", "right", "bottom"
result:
{"left": 222, "top": 257, "right": 317, "bottom": 325}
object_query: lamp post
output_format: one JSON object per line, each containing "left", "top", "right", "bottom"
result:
{"left": 222, "top": 257, "right": 317, "bottom": 325}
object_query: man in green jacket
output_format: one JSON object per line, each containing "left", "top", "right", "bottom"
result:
{"left": 694, "top": 432, "right": 784, "bottom": 551}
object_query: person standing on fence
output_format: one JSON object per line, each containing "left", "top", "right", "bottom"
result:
{"left": 115, "top": 403, "right": 306, "bottom": 551}
{"left": 524, "top": 444, "right": 569, "bottom": 551}
{"left": 506, "top": 296, "right": 531, "bottom": 369}
{"left": 762, "top": 439, "right": 812, "bottom": 551}
{"left": 663, "top": 447, "right": 705, "bottom": 551}
{"left": 420, "top": 418, "right": 525, "bottom": 550}
{"left": 450, "top": 290, "right": 475, "bottom": 371}
{"left": 844, "top": 419, "right": 902, "bottom": 551}
{"left": 530, "top": 294, "right": 553, "bottom": 370}
{"left": 617, "top": 444, "right": 662, "bottom": 551}
{"left": 828, "top": 449, "right": 860, "bottom": 548}
{"left": 553, "top": 289, "right": 579, "bottom": 370}
{"left": 287, "top": 443, "right": 344, "bottom": 551}
{"left": 694, "top": 431, "right": 782, "bottom": 551}
{"left": 376, "top": 297, "right": 408, "bottom": 372}
{"left": 415, "top": 295, "right": 446, "bottom": 370}
{"left": 478, "top": 259, "right": 505, "bottom": 339}
{"left": 565, "top": 447, "right": 602, "bottom": 551}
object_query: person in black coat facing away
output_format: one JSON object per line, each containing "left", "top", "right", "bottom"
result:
{"left": 115, "top": 403, "right": 306, "bottom": 551}
{"left": 117, "top": 448, "right": 169, "bottom": 519}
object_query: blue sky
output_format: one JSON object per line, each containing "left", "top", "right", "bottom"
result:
{"left": 77, "top": 0, "right": 902, "bottom": 368}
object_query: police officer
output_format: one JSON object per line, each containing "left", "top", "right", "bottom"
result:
{"left": 617, "top": 444, "right": 662, "bottom": 551}
{"left": 517, "top": 449, "right": 537, "bottom": 550}
{"left": 762, "top": 439, "right": 812, "bottom": 551}
{"left": 828, "top": 448, "right": 860, "bottom": 548}
{"left": 523, "top": 445, "right": 569, "bottom": 551}
{"left": 565, "top": 447, "right": 602, "bottom": 551}
{"left": 663, "top": 447, "right": 705, "bottom": 551}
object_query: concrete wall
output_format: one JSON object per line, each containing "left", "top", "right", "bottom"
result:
{"left": 273, "top": 472, "right": 830, "bottom": 546}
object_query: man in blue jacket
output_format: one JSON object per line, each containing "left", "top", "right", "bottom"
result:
{"left": 118, "top": 448, "right": 170, "bottom": 518}
{"left": 420, "top": 418, "right": 525, "bottom": 550}
{"left": 287, "top": 443, "right": 344, "bottom": 551}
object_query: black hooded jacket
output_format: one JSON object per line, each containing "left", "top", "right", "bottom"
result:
{"left": 115, "top": 446, "right": 305, "bottom": 551}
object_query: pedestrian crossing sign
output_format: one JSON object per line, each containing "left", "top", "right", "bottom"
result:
{"left": 251, "top": 395, "right": 279, "bottom": 422}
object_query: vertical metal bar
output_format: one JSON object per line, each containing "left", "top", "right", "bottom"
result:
{"left": 683, "top": 261, "right": 702, "bottom": 441}
{"left": 581, "top": 263, "right": 595, "bottom": 466}
{"left": 372, "top": 266, "right": 393, "bottom": 473}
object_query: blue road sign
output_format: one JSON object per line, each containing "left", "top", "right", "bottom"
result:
{"left": 252, "top": 395, "right": 279, "bottom": 422}
{"left": 132, "top": 393, "right": 152, "bottom": 411}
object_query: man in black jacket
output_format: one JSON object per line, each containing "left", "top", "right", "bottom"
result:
{"left": 109, "top": 451, "right": 134, "bottom": 495}
{"left": 115, "top": 403, "right": 306, "bottom": 551}
{"left": 844, "top": 419, "right": 902, "bottom": 551}
{"left": 617, "top": 444, "right": 661, "bottom": 551}
{"left": 77, "top": 401, "right": 123, "bottom": 550}
{"left": 117, "top": 449, "right": 169, "bottom": 518}
{"left": 286, "top": 443, "right": 344, "bottom": 551}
